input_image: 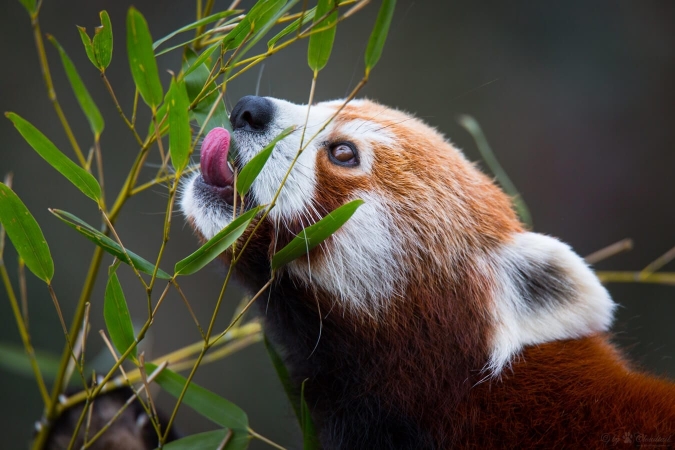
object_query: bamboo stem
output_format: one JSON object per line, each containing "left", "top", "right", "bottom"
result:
{"left": 31, "top": 17, "right": 86, "bottom": 167}
{"left": 0, "top": 264, "right": 50, "bottom": 406}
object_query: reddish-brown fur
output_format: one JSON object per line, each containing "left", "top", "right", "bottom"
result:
{"left": 467, "top": 336, "right": 675, "bottom": 448}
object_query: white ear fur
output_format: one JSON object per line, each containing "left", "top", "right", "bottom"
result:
{"left": 486, "top": 232, "right": 616, "bottom": 375}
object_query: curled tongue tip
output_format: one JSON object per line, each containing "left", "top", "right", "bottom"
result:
{"left": 200, "top": 127, "right": 234, "bottom": 187}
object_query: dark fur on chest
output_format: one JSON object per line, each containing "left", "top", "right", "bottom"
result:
{"left": 235, "top": 255, "right": 491, "bottom": 449}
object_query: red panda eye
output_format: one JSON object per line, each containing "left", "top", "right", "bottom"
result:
{"left": 329, "top": 143, "right": 359, "bottom": 167}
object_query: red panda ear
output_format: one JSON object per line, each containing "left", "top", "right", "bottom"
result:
{"left": 486, "top": 232, "right": 616, "bottom": 375}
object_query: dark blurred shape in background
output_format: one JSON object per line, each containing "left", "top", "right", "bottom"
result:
{"left": 0, "top": 0, "right": 673, "bottom": 448}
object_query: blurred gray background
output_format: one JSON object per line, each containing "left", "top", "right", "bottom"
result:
{"left": 1, "top": 0, "right": 674, "bottom": 448}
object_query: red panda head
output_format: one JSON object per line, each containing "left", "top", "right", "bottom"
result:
{"left": 181, "top": 96, "right": 616, "bottom": 375}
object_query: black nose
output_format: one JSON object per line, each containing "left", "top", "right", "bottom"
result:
{"left": 230, "top": 95, "right": 274, "bottom": 132}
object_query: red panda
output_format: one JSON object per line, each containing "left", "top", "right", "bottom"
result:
{"left": 181, "top": 96, "right": 675, "bottom": 449}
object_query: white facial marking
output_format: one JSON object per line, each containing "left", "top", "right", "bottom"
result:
{"left": 180, "top": 173, "right": 230, "bottom": 240}
{"left": 236, "top": 98, "right": 337, "bottom": 221}
{"left": 286, "top": 191, "right": 404, "bottom": 316}
{"left": 486, "top": 232, "right": 616, "bottom": 375}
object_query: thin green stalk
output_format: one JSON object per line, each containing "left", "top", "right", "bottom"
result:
{"left": 31, "top": 16, "right": 87, "bottom": 167}
{"left": 249, "top": 428, "right": 287, "bottom": 450}
{"left": 640, "top": 245, "right": 675, "bottom": 277}
{"left": 298, "top": 75, "right": 317, "bottom": 151}
{"left": 93, "top": 138, "right": 106, "bottom": 210}
{"left": 171, "top": 279, "right": 205, "bottom": 339}
{"left": 81, "top": 363, "right": 167, "bottom": 449}
{"left": 65, "top": 398, "right": 90, "bottom": 450}
{"left": 596, "top": 271, "right": 675, "bottom": 285}
{"left": 185, "top": 51, "right": 224, "bottom": 111}
{"left": 584, "top": 238, "right": 633, "bottom": 264}
{"left": 18, "top": 259, "right": 29, "bottom": 329}
{"left": 217, "top": 429, "right": 233, "bottom": 450}
{"left": 46, "top": 285, "right": 88, "bottom": 390}
{"left": 58, "top": 322, "right": 262, "bottom": 411}
{"left": 147, "top": 178, "right": 178, "bottom": 294}
{"left": 129, "top": 167, "right": 198, "bottom": 197}
{"left": 169, "top": 331, "right": 261, "bottom": 372}
{"left": 160, "top": 262, "right": 236, "bottom": 443}
{"left": 151, "top": 113, "right": 168, "bottom": 176}
{"left": 458, "top": 114, "right": 532, "bottom": 228}
{"left": 109, "top": 137, "right": 156, "bottom": 219}
{"left": 210, "top": 279, "right": 273, "bottom": 346}
{"left": 0, "top": 264, "right": 50, "bottom": 406}
{"left": 101, "top": 73, "right": 143, "bottom": 146}
{"left": 32, "top": 245, "right": 105, "bottom": 450}
{"left": 296, "top": 0, "right": 310, "bottom": 38}
{"left": 147, "top": 114, "right": 180, "bottom": 295}
{"left": 82, "top": 396, "right": 95, "bottom": 445}
{"left": 131, "top": 88, "right": 140, "bottom": 127}
{"left": 100, "top": 211, "right": 148, "bottom": 290}
{"left": 195, "top": 0, "right": 216, "bottom": 39}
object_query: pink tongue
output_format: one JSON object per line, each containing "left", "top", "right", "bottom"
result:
{"left": 200, "top": 127, "right": 234, "bottom": 187}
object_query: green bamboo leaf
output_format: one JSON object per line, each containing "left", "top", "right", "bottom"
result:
{"left": 50, "top": 209, "right": 171, "bottom": 279}
{"left": 164, "top": 429, "right": 250, "bottom": 450}
{"left": 0, "top": 183, "right": 53, "bottom": 283}
{"left": 0, "top": 342, "right": 61, "bottom": 383}
{"left": 272, "top": 199, "right": 363, "bottom": 269}
{"left": 183, "top": 48, "right": 231, "bottom": 134}
{"left": 166, "top": 78, "right": 191, "bottom": 172}
{"left": 364, "top": 0, "right": 396, "bottom": 76}
{"left": 153, "top": 10, "right": 241, "bottom": 50}
{"left": 301, "top": 379, "right": 319, "bottom": 450}
{"left": 182, "top": 41, "right": 219, "bottom": 78}
{"left": 0, "top": 188, "right": 6, "bottom": 261}
{"left": 48, "top": 36, "right": 105, "bottom": 137}
{"left": 222, "top": 0, "right": 286, "bottom": 51}
{"left": 104, "top": 271, "right": 137, "bottom": 361}
{"left": 93, "top": 11, "right": 113, "bottom": 70}
{"left": 146, "top": 363, "right": 249, "bottom": 432}
{"left": 18, "top": 0, "right": 36, "bottom": 15}
{"left": 267, "top": 7, "right": 316, "bottom": 49}
{"left": 236, "top": 126, "right": 294, "bottom": 196}
{"left": 308, "top": 0, "right": 338, "bottom": 73}
{"left": 127, "top": 7, "right": 163, "bottom": 108}
{"left": 264, "top": 334, "right": 301, "bottom": 421}
{"left": 77, "top": 26, "right": 98, "bottom": 68}
{"left": 174, "top": 206, "right": 262, "bottom": 276}
{"left": 155, "top": 35, "right": 204, "bottom": 58}
{"left": 458, "top": 115, "right": 533, "bottom": 227}
{"left": 5, "top": 113, "right": 101, "bottom": 202}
